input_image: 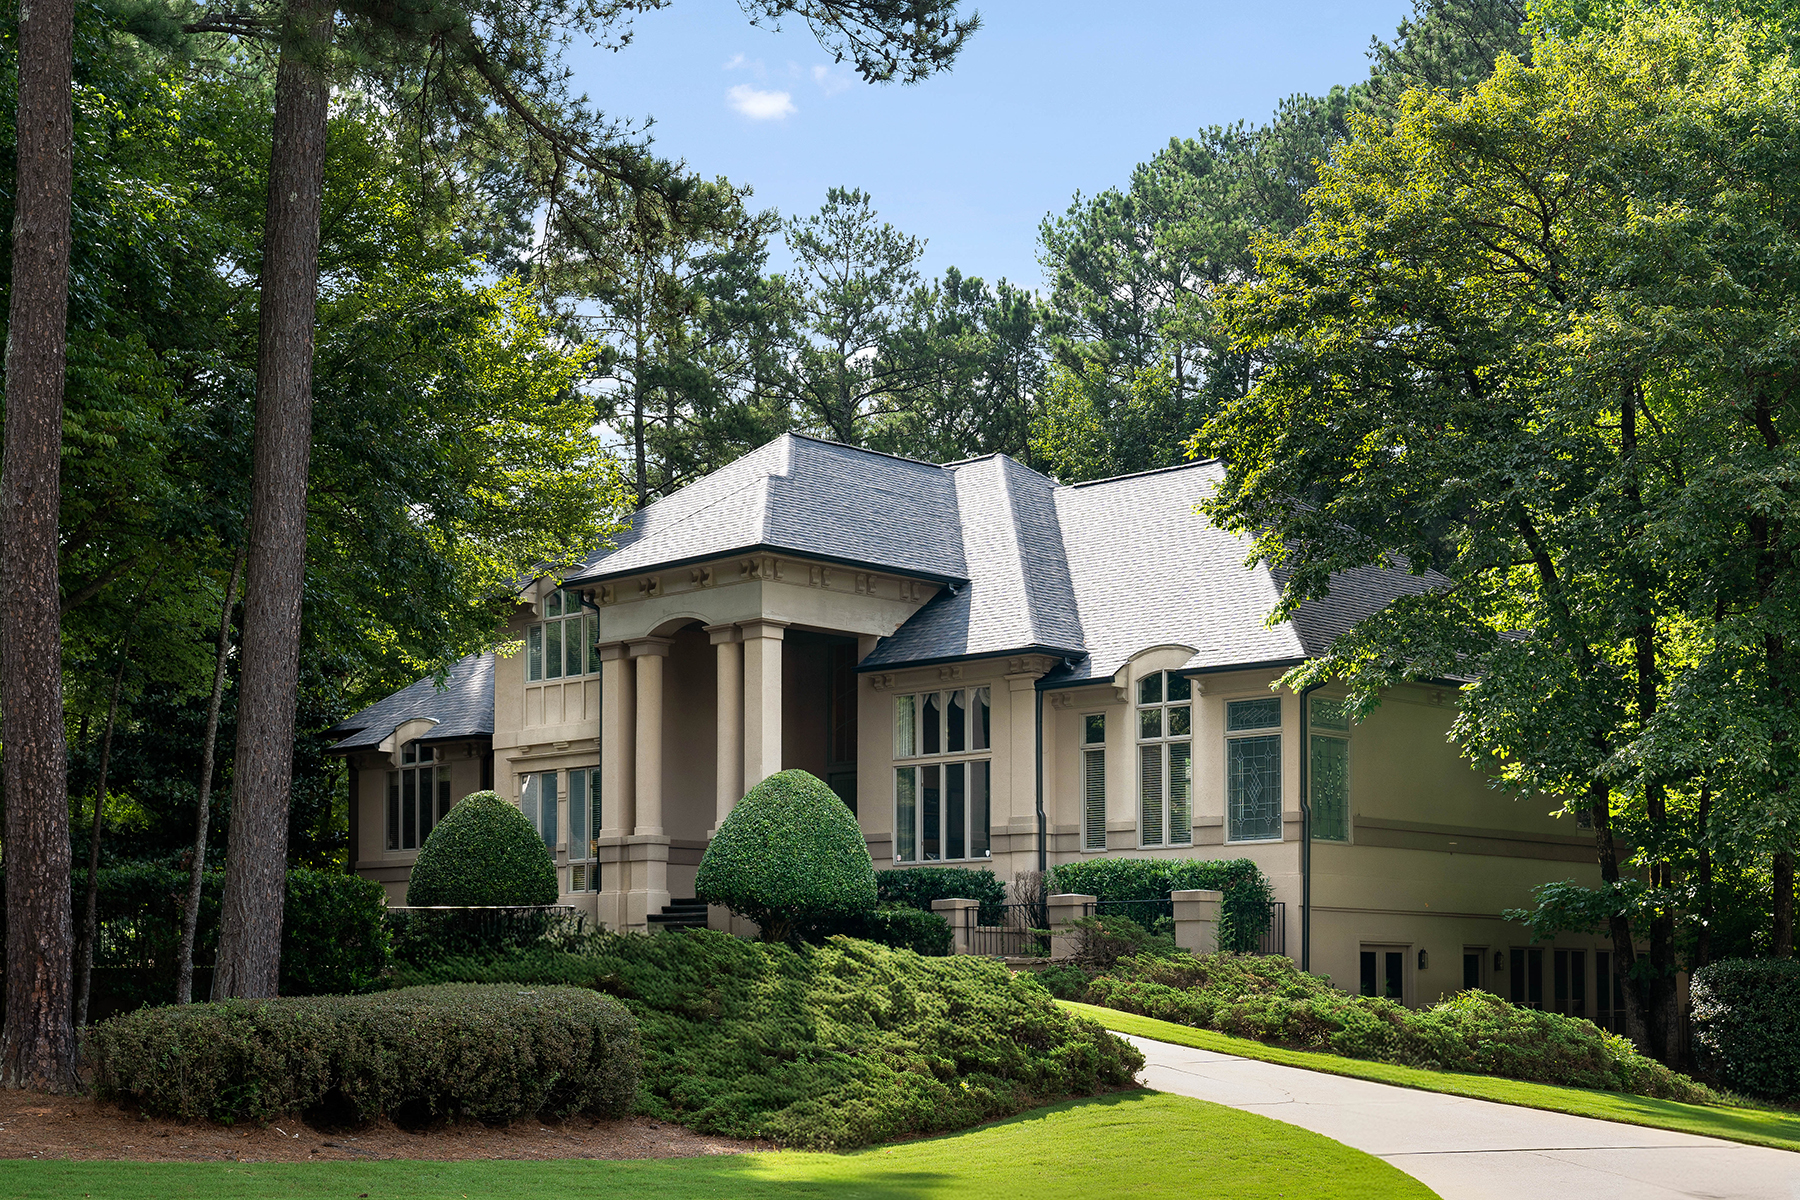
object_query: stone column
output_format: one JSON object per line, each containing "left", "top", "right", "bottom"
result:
{"left": 740, "top": 619, "right": 788, "bottom": 790}
{"left": 708, "top": 624, "right": 744, "bottom": 833}
{"left": 930, "top": 897, "right": 981, "bottom": 955}
{"left": 596, "top": 642, "right": 633, "bottom": 930}
{"left": 625, "top": 636, "right": 673, "bottom": 930}
{"left": 1047, "top": 893, "right": 1097, "bottom": 960}
{"left": 629, "top": 637, "right": 672, "bottom": 836}
{"left": 1172, "top": 888, "right": 1223, "bottom": 956}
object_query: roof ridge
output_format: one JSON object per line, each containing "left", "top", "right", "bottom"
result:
{"left": 1067, "top": 458, "right": 1220, "bottom": 488}
{"left": 785, "top": 431, "right": 946, "bottom": 471}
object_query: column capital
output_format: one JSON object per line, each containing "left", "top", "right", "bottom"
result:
{"left": 706, "top": 623, "right": 743, "bottom": 645}
{"left": 738, "top": 618, "right": 790, "bottom": 641}
{"left": 627, "top": 636, "right": 675, "bottom": 658}
{"left": 596, "top": 641, "right": 630, "bottom": 663}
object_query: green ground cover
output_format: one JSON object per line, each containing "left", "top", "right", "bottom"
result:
{"left": 1069, "top": 1002, "right": 1800, "bottom": 1154}
{"left": 0, "top": 1093, "right": 1434, "bottom": 1200}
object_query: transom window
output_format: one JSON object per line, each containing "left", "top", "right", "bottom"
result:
{"left": 1309, "top": 698, "right": 1350, "bottom": 843}
{"left": 526, "top": 588, "right": 599, "bottom": 682}
{"left": 1137, "top": 672, "right": 1193, "bottom": 847}
{"left": 1082, "top": 713, "right": 1107, "bottom": 851}
{"left": 387, "top": 741, "right": 450, "bottom": 852}
{"left": 1227, "top": 697, "right": 1283, "bottom": 842}
{"left": 893, "top": 688, "right": 992, "bottom": 863}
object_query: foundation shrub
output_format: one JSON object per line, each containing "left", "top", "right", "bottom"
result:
{"left": 404, "top": 790, "right": 558, "bottom": 907}
{"left": 808, "top": 904, "right": 953, "bottom": 956}
{"left": 1081, "top": 953, "right": 1713, "bottom": 1103}
{"left": 84, "top": 984, "right": 639, "bottom": 1125}
{"left": 1047, "top": 858, "right": 1273, "bottom": 952}
{"left": 394, "top": 929, "right": 1143, "bottom": 1148}
{"left": 875, "top": 867, "right": 1008, "bottom": 925}
{"left": 696, "top": 770, "right": 878, "bottom": 942}
{"left": 1034, "top": 963, "right": 1095, "bottom": 1001}
{"left": 1690, "top": 958, "right": 1800, "bottom": 1100}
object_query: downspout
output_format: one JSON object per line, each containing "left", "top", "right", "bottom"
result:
{"left": 1035, "top": 681, "right": 1046, "bottom": 876}
{"left": 1297, "top": 679, "right": 1326, "bottom": 972}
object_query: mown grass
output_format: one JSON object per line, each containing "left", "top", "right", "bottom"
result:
{"left": 1067, "top": 1001, "right": 1800, "bottom": 1154}
{"left": 0, "top": 1092, "right": 1435, "bottom": 1200}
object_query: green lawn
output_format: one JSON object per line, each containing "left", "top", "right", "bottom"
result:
{"left": 0, "top": 1092, "right": 1433, "bottom": 1200}
{"left": 1066, "top": 1000, "right": 1800, "bottom": 1154}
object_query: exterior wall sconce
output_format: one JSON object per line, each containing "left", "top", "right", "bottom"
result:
{"left": 1417, "top": 949, "right": 1429, "bottom": 971}
{"left": 1494, "top": 950, "right": 1505, "bottom": 973}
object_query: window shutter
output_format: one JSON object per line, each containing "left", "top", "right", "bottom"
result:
{"left": 1083, "top": 748, "right": 1106, "bottom": 850}
{"left": 1139, "top": 744, "right": 1164, "bottom": 846}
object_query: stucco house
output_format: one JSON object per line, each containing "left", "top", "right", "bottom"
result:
{"left": 329, "top": 433, "right": 1620, "bottom": 1017}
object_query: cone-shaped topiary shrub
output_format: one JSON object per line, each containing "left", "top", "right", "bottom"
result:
{"left": 696, "top": 768, "right": 876, "bottom": 942}
{"left": 406, "top": 790, "right": 558, "bottom": 906}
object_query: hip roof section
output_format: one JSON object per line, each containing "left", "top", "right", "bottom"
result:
{"left": 329, "top": 651, "right": 495, "bottom": 751}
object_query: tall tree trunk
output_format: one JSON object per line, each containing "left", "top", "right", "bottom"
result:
{"left": 212, "top": 7, "right": 330, "bottom": 1001}
{"left": 1775, "top": 851, "right": 1794, "bottom": 959}
{"left": 177, "top": 548, "right": 243, "bottom": 1005}
{"left": 0, "top": 0, "right": 78, "bottom": 1092}
{"left": 74, "top": 635, "right": 130, "bottom": 1028}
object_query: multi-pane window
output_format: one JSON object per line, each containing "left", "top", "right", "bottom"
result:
{"left": 519, "top": 771, "right": 559, "bottom": 852}
{"left": 387, "top": 741, "right": 451, "bottom": 851}
{"left": 1309, "top": 698, "right": 1350, "bottom": 843}
{"left": 566, "top": 768, "right": 598, "bottom": 892}
{"left": 1082, "top": 713, "right": 1107, "bottom": 851}
{"left": 526, "top": 588, "right": 599, "bottom": 683}
{"left": 893, "top": 688, "right": 992, "bottom": 863}
{"left": 1137, "top": 672, "right": 1193, "bottom": 846}
{"left": 1226, "top": 697, "right": 1283, "bottom": 842}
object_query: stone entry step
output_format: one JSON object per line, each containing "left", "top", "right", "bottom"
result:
{"left": 646, "top": 898, "right": 710, "bottom": 931}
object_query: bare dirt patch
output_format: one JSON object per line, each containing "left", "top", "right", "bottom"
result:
{"left": 0, "top": 1092, "right": 765, "bottom": 1163}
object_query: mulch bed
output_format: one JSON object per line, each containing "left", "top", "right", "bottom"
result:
{"left": 0, "top": 1092, "right": 766, "bottom": 1163}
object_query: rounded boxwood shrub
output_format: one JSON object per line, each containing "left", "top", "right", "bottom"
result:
{"left": 405, "top": 790, "right": 557, "bottom": 907}
{"left": 696, "top": 769, "right": 877, "bottom": 942}
{"left": 1692, "top": 957, "right": 1800, "bottom": 1100}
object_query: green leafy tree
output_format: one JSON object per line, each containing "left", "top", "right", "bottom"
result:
{"left": 696, "top": 769, "right": 877, "bottom": 943}
{"left": 1203, "top": 6, "right": 1800, "bottom": 1061}
{"left": 1358, "top": 0, "right": 1530, "bottom": 121}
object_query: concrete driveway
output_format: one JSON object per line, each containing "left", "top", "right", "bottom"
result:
{"left": 1128, "top": 1033, "right": 1800, "bottom": 1200}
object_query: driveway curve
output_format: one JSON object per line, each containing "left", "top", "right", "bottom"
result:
{"left": 1128, "top": 1033, "right": 1800, "bottom": 1200}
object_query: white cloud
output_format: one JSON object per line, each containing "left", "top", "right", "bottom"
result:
{"left": 723, "top": 52, "right": 747, "bottom": 70}
{"left": 811, "top": 64, "right": 851, "bottom": 96}
{"left": 727, "top": 84, "right": 796, "bottom": 120}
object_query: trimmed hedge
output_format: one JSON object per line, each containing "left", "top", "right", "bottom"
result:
{"left": 85, "top": 984, "right": 639, "bottom": 1126}
{"left": 876, "top": 866, "right": 1008, "bottom": 926}
{"left": 1079, "top": 953, "right": 1712, "bottom": 1102}
{"left": 1048, "top": 858, "right": 1273, "bottom": 952}
{"left": 406, "top": 790, "right": 558, "bottom": 907}
{"left": 808, "top": 905, "right": 954, "bottom": 956}
{"left": 1692, "top": 957, "right": 1800, "bottom": 1100}
{"left": 0, "top": 864, "right": 389, "bottom": 1014}
{"left": 395, "top": 930, "right": 1142, "bottom": 1148}
{"left": 696, "top": 769, "right": 877, "bottom": 942}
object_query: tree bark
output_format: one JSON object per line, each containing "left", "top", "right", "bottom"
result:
{"left": 212, "top": 6, "right": 330, "bottom": 1001}
{"left": 178, "top": 548, "right": 243, "bottom": 1005}
{"left": 1775, "top": 851, "right": 1794, "bottom": 959}
{"left": 74, "top": 635, "right": 130, "bottom": 1028}
{"left": 0, "top": 0, "right": 79, "bottom": 1091}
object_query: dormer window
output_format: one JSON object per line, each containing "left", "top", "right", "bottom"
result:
{"left": 527, "top": 588, "right": 598, "bottom": 682}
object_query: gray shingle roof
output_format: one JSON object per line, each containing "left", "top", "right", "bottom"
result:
{"left": 565, "top": 434, "right": 967, "bottom": 587}
{"left": 328, "top": 652, "right": 494, "bottom": 751}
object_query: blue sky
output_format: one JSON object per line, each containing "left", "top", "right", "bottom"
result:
{"left": 565, "top": 0, "right": 1414, "bottom": 292}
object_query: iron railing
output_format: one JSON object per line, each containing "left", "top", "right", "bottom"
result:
{"left": 1259, "top": 902, "right": 1286, "bottom": 957}
{"left": 385, "top": 905, "right": 587, "bottom": 965}
{"left": 967, "top": 902, "right": 1048, "bottom": 957}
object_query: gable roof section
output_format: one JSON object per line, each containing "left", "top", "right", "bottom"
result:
{"left": 328, "top": 652, "right": 494, "bottom": 751}
{"left": 861, "top": 454, "right": 1086, "bottom": 667}
{"left": 565, "top": 434, "right": 967, "bottom": 587}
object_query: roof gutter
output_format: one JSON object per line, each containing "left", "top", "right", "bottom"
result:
{"left": 565, "top": 542, "right": 970, "bottom": 591}
{"left": 1297, "top": 677, "right": 1326, "bottom": 973}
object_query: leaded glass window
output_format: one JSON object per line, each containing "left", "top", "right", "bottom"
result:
{"left": 1310, "top": 698, "right": 1350, "bottom": 842}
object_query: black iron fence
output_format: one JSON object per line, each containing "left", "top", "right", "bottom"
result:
{"left": 967, "top": 902, "right": 1048, "bottom": 957}
{"left": 385, "top": 905, "right": 589, "bottom": 965}
{"left": 1260, "top": 902, "right": 1286, "bottom": 957}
